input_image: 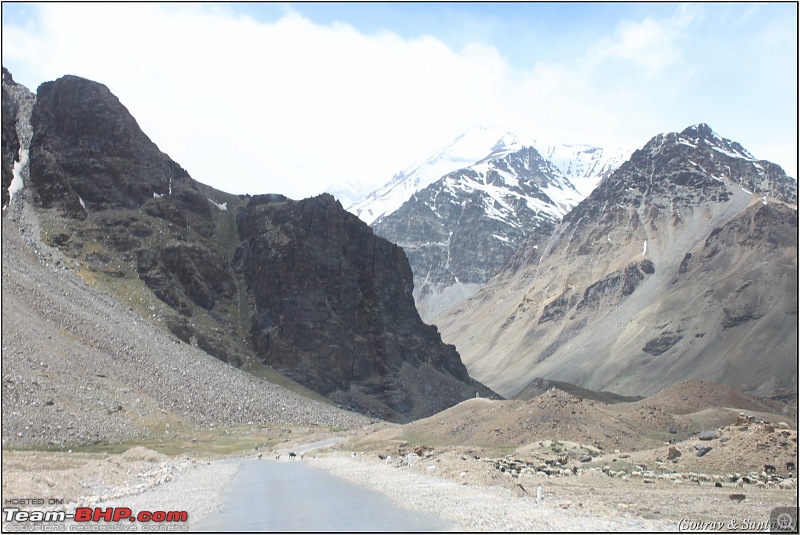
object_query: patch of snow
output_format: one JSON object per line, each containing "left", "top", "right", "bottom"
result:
{"left": 492, "top": 234, "right": 510, "bottom": 244}
{"left": 4, "top": 79, "right": 35, "bottom": 206}
{"left": 153, "top": 191, "right": 163, "bottom": 198}
{"left": 642, "top": 240, "right": 647, "bottom": 257}
{"left": 537, "top": 143, "right": 631, "bottom": 198}
{"left": 710, "top": 144, "right": 754, "bottom": 161}
{"left": 78, "top": 195, "right": 87, "bottom": 212}
{"left": 208, "top": 198, "right": 227, "bottom": 211}
{"left": 9, "top": 147, "right": 27, "bottom": 199}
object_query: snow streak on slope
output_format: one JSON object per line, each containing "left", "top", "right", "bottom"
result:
{"left": 5, "top": 78, "right": 36, "bottom": 205}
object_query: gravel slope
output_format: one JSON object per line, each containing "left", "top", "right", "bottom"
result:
{"left": 307, "top": 450, "right": 797, "bottom": 532}
{"left": 2, "top": 192, "right": 373, "bottom": 449}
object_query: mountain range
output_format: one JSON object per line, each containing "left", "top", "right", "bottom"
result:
{"left": 1, "top": 69, "right": 498, "bottom": 425}
{"left": 349, "top": 127, "right": 629, "bottom": 320}
{"left": 2, "top": 68, "right": 796, "bottom": 433}
{"left": 433, "top": 123, "right": 797, "bottom": 399}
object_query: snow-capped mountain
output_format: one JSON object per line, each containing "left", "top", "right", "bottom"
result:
{"left": 348, "top": 127, "right": 535, "bottom": 225}
{"left": 348, "top": 127, "right": 630, "bottom": 226}
{"left": 348, "top": 127, "right": 630, "bottom": 320}
{"left": 372, "top": 144, "right": 574, "bottom": 321}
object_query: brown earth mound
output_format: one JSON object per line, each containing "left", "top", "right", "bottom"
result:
{"left": 351, "top": 380, "right": 797, "bottom": 460}
{"left": 623, "top": 380, "right": 796, "bottom": 417}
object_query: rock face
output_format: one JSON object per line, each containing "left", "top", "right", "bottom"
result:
{"left": 2, "top": 69, "right": 20, "bottom": 208}
{"left": 4, "top": 72, "right": 497, "bottom": 423}
{"left": 349, "top": 127, "right": 629, "bottom": 321}
{"left": 234, "top": 193, "right": 495, "bottom": 421}
{"left": 29, "top": 75, "right": 197, "bottom": 219}
{"left": 373, "top": 146, "right": 576, "bottom": 321}
{"left": 438, "top": 124, "right": 797, "bottom": 399}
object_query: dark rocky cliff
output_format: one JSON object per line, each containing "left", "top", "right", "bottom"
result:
{"left": 235, "top": 193, "right": 494, "bottom": 420}
{"left": 2, "top": 68, "right": 22, "bottom": 208}
{"left": 29, "top": 75, "right": 200, "bottom": 220}
{"left": 6, "top": 73, "right": 498, "bottom": 423}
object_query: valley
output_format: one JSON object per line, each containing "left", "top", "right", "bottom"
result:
{"left": 2, "top": 199, "right": 797, "bottom": 530}
{"left": 2, "top": 68, "right": 797, "bottom": 532}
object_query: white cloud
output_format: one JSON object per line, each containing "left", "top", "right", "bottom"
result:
{"left": 4, "top": 5, "right": 495, "bottom": 199}
{"left": 588, "top": 8, "right": 696, "bottom": 76}
{"left": 595, "top": 18, "right": 678, "bottom": 73}
{"left": 2, "top": 3, "right": 796, "bottom": 204}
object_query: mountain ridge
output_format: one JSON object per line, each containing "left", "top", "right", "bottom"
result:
{"left": 2, "top": 72, "right": 499, "bottom": 426}
{"left": 348, "top": 126, "right": 629, "bottom": 226}
{"left": 436, "top": 123, "right": 797, "bottom": 399}
{"left": 352, "top": 128, "right": 629, "bottom": 320}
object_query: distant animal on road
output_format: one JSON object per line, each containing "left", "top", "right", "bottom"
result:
{"left": 289, "top": 452, "right": 297, "bottom": 460}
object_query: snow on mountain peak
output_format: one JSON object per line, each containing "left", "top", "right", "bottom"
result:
{"left": 347, "top": 126, "right": 631, "bottom": 225}
{"left": 676, "top": 123, "right": 756, "bottom": 161}
{"left": 348, "top": 126, "right": 533, "bottom": 225}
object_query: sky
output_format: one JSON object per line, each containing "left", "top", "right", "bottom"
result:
{"left": 2, "top": 2, "right": 797, "bottom": 204}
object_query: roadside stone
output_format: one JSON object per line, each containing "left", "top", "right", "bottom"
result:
{"left": 667, "top": 446, "right": 682, "bottom": 460}
{"left": 698, "top": 430, "right": 717, "bottom": 441}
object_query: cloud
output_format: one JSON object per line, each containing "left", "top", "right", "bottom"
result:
{"left": 588, "top": 8, "right": 696, "bottom": 76}
{"left": 2, "top": 3, "right": 796, "bottom": 203}
{"left": 4, "top": 4, "right": 528, "bottom": 201}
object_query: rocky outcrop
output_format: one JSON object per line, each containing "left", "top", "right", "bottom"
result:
{"left": 29, "top": 76, "right": 192, "bottom": 217}
{"left": 11, "top": 73, "right": 497, "bottom": 423}
{"left": 512, "top": 377, "right": 644, "bottom": 403}
{"left": 373, "top": 146, "right": 578, "bottom": 321}
{"left": 235, "top": 193, "right": 497, "bottom": 421}
{"left": 2, "top": 69, "right": 20, "bottom": 208}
